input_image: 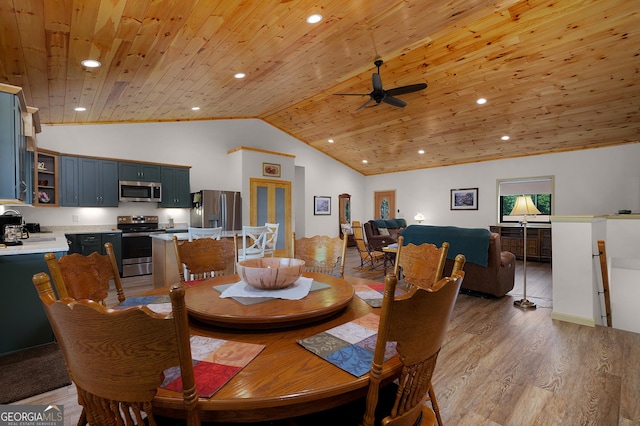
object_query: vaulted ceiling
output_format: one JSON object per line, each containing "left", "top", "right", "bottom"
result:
{"left": 1, "top": 0, "right": 638, "bottom": 175}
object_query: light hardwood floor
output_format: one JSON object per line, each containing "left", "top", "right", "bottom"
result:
{"left": 13, "top": 247, "right": 640, "bottom": 425}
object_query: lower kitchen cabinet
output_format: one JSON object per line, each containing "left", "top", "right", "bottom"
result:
{"left": 65, "top": 232, "right": 123, "bottom": 275}
{"left": 0, "top": 252, "right": 64, "bottom": 355}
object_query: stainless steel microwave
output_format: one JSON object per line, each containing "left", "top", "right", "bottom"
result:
{"left": 119, "top": 181, "right": 162, "bottom": 202}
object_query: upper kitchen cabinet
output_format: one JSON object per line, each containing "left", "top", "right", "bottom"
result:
{"left": 159, "top": 166, "right": 190, "bottom": 208}
{"left": 119, "top": 162, "right": 161, "bottom": 182}
{"left": 33, "top": 149, "right": 59, "bottom": 207}
{"left": 60, "top": 155, "right": 79, "bottom": 206}
{"left": 0, "top": 85, "right": 36, "bottom": 204}
{"left": 79, "top": 158, "right": 119, "bottom": 207}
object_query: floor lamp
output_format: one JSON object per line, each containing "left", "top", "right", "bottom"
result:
{"left": 510, "top": 195, "right": 541, "bottom": 310}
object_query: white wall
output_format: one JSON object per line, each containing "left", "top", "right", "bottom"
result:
{"left": 364, "top": 143, "right": 640, "bottom": 228}
{"left": 8, "top": 119, "right": 639, "bottom": 235}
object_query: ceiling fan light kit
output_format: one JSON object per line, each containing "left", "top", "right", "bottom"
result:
{"left": 334, "top": 59, "right": 427, "bottom": 111}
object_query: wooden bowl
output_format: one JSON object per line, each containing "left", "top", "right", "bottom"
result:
{"left": 237, "top": 258, "right": 305, "bottom": 290}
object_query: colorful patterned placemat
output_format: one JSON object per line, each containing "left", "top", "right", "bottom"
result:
{"left": 114, "top": 295, "right": 172, "bottom": 314}
{"left": 353, "top": 283, "right": 406, "bottom": 307}
{"left": 213, "top": 280, "right": 331, "bottom": 305}
{"left": 353, "top": 283, "right": 386, "bottom": 307}
{"left": 161, "top": 335, "right": 265, "bottom": 398}
{"left": 297, "top": 313, "right": 397, "bottom": 377}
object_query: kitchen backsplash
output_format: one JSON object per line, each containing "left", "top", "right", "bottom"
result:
{"left": 2, "top": 204, "right": 189, "bottom": 228}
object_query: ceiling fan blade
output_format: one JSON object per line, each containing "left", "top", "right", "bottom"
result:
{"left": 372, "top": 73, "right": 383, "bottom": 91}
{"left": 382, "top": 96, "right": 407, "bottom": 108}
{"left": 356, "top": 98, "right": 374, "bottom": 111}
{"left": 386, "top": 83, "right": 428, "bottom": 97}
{"left": 334, "top": 93, "right": 370, "bottom": 96}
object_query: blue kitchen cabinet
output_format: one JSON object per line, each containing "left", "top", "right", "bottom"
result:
{"left": 60, "top": 155, "right": 79, "bottom": 206}
{"left": 0, "top": 252, "right": 64, "bottom": 355}
{"left": 78, "top": 158, "right": 118, "bottom": 207}
{"left": 65, "top": 231, "right": 123, "bottom": 275}
{"left": 0, "top": 90, "right": 29, "bottom": 203}
{"left": 118, "top": 161, "right": 161, "bottom": 182}
{"left": 159, "top": 166, "right": 190, "bottom": 208}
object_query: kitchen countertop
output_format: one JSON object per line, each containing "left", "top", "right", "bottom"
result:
{"left": 0, "top": 232, "right": 69, "bottom": 256}
{"left": 151, "top": 232, "right": 190, "bottom": 241}
{"left": 151, "top": 230, "right": 237, "bottom": 241}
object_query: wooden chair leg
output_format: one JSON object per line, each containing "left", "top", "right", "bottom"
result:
{"left": 428, "top": 383, "right": 443, "bottom": 426}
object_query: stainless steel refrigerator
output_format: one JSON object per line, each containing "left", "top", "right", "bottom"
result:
{"left": 190, "top": 190, "right": 242, "bottom": 231}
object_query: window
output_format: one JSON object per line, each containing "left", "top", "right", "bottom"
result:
{"left": 497, "top": 176, "right": 553, "bottom": 223}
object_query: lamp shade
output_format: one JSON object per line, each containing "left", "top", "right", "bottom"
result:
{"left": 510, "top": 195, "right": 541, "bottom": 216}
{"left": 414, "top": 213, "right": 425, "bottom": 222}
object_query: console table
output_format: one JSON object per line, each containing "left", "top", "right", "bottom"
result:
{"left": 490, "top": 225, "right": 551, "bottom": 262}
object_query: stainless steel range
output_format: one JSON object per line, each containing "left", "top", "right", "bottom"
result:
{"left": 117, "top": 215, "right": 165, "bottom": 277}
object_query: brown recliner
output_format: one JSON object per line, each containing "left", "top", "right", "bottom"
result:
{"left": 363, "top": 221, "right": 397, "bottom": 251}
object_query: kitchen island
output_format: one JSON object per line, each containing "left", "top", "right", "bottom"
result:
{"left": 151, "top": 231, "right": 237, "bottom": 288}
{"left": 0, "top": 233, "right": 68, "bottom": 355}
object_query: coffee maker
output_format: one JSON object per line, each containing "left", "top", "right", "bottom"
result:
{"left": 1, "top": 210, "right": 24, "bottom": 245}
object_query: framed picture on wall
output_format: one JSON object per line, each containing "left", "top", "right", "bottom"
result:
{"left": 450, "top": 188, "right": 478, "bottom": 210}
{"left": 314, "top": 196, "right": 331, "bottom": 215}
{"left": 262, "top": 162, "right": 281, "bottom": 177}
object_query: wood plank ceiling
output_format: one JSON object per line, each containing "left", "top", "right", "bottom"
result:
{"left": 1, "top": 0, "right": 638, "bottom": 176}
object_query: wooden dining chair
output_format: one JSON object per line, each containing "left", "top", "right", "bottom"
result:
{"left": 173, "top": 235, "right": 236, "bottom": 281}
{"left": 361, "top": 269, "right": 465, "bottom": 426}
{"left": 44, "top": 242, "right": 125, "bottom": 306}
{"left": 188, "top": 226, "right": 222, "bottom": 241}
{"left": 392, "top": 238, "right": 465, "bottom": 426}
{"left": 237, "top": 225, "right": 269, "bottom": 261}
{"left": 353, "top": 221, "right": 385, "bottom": 271}
{"left": 292, "top": 231, "right": 348, "bottom": 277}
{"left": 393, "top": 235, "right": 451, "bottom": 289}
{"left": 31, "top": 273, "right": 200, "bottom": 426}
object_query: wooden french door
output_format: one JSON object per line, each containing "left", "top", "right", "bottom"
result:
{"left": 249, "top": 178, "right": 291, "bottom": 257}
{"left": 374, "top": 190, "right": 396, "bottom": 219}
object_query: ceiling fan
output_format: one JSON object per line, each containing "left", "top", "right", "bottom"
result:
{"left": 335, "top": 59, "right": 427, "bottom": 111}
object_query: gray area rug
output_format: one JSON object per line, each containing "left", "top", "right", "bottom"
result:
{"left": 0, "top": 342, "right": 71, "bottom": 404}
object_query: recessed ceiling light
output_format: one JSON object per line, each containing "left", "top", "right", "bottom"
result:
{"left": 501, "top": 135, "right": 510, "bottom": 140}
{"left": 74, "top": 107, "right": 86, "bottom": 112}
{"left": 362, "top": 160, "right": 368, "bottom": 164}
{"left": 234, "top": 73, "right": 246, "bottom": 79}
{"left": 418, "top": 149, "right": 425, "bottom": 154}
{"left": 306, "top": 14, "right": 323, "bottom": 24}
{"left": 81, "top": 59, "right": 101, "bottom": 68}
{"left": 476, "top": 98, "right": 487, "bottom": 105}
{"left": 191, "top": 106, "right": 200, "bottom": 111}
{"left": 328, "top": 139, "right": 334, "bottom": 143}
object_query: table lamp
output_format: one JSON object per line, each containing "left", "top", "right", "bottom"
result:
{"left": 510, "top": 195, "right": 541, "bottom": 309}
{"left": 414, "top": 213, "right": 425, "bottom": 223}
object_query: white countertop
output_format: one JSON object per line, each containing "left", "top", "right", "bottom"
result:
{"left": 151, "top": 232, "right": 190, "bottom": 241}
{"left": 0, "top": 232, "right": 69, "bottom": 256}
{"left": 151, "top": 231, "right": 237, "bottom": 241}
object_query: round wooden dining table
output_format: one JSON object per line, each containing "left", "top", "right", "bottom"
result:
{"left": 149, "top": 272, "right": 402, "bottom": 423}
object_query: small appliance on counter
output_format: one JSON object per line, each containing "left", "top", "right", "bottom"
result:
{"left": 1, "top": 209, "right": 24, "bottom": 246}
{"left": 24, "top": 223, "right": 41, "bottom": 233}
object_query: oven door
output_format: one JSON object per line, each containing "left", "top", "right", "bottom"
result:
{"left": 121, "top": 231, "right": 164, "bottom": 277}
